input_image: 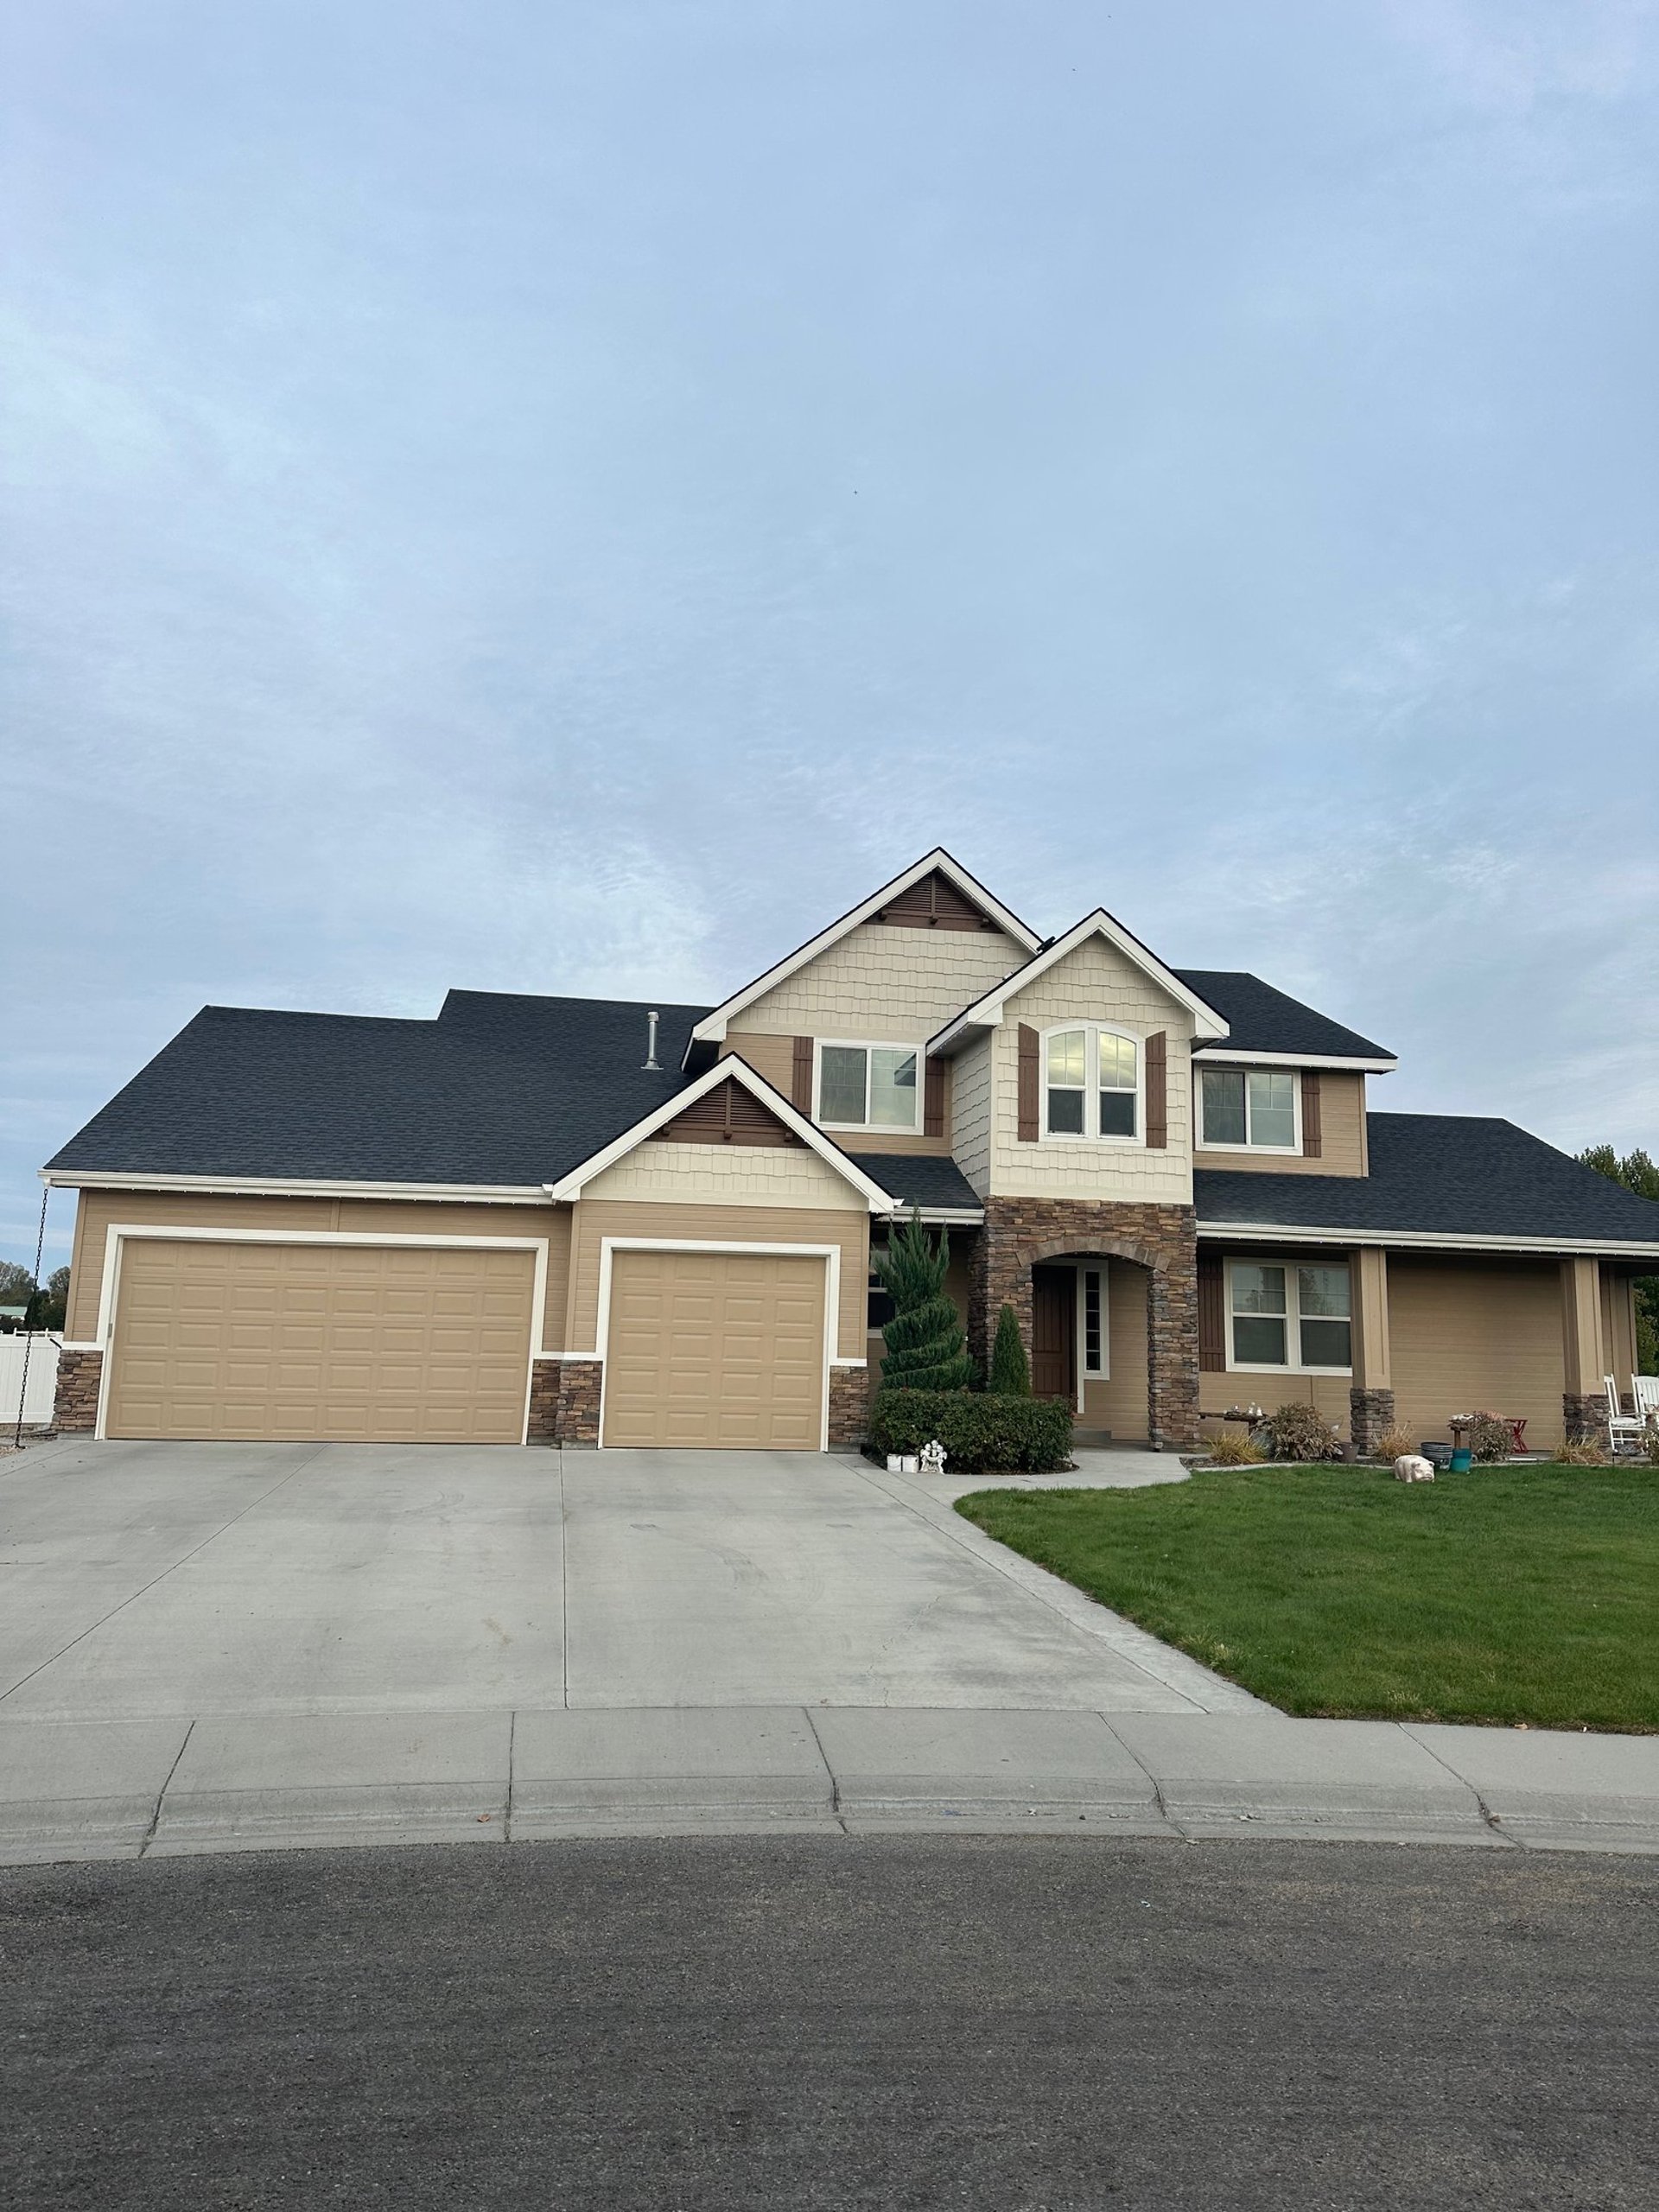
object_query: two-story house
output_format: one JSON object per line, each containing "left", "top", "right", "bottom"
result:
{"left": 43, "top": 850, "right": 1659, "bottom": 1454}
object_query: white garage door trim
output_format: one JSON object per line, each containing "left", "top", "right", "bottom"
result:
{"left": 92, "top": 1225, "right": 550, "bottom": 1443}
{"left": 595, "top": 1238, "right": 853, "bottom": 1452}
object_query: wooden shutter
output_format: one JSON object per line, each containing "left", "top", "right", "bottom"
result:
{"left": 791, "top": 1036, "right": 815, "bottom": 1114}
{"left": 924, "top": 1055, "right": 946, "bottom": 1139}
{"left": 1144, "top": 1032, "right": 1167, "bottom": 1149}
{"left": 1300, "top": 1069, "right": 1323, "bottom": 1159}
{"left": 1198, "top": 1250, "right": 1226, "bottom": 1371}
{"left": 1017, "top": 1025, "right": 1040, "bottom": 1141}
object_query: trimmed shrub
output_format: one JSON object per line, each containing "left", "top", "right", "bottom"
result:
{"left": 1372, "top": 1423, "right": 1421, "bottom": 1464}
{"left": 1261, "top": 1401, "right": 1344, "bottom": 1463}
{"left": 988, "top": 1304, "right": 1032, "bottom": 1395}
{"left": 1205, "top": 1428, "right": 1264, "bottom": 1465}
{"left": 874, "top": 1215, "right": 974, "bottom": 1392}
{"left": 869, "top": 1388, "right": 1072, "bottom": 1474}
{"left": 1467, "top": 1410, "right": 1514, "bottom": 1464}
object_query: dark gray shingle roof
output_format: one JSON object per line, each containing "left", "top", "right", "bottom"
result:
{"left": 1177, "top": 971, "right": 1393, "bottom": 1062}
{"left": 847, "top": 1154, "right": 983, "bottom": 1213}
{"left": 46, "top": 993, "right": 714, "bottom": 1188}
{"left": 1196, "top": 1113, "right": 1659, "bottom": 1251}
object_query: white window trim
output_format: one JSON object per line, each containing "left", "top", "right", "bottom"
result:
{"left": 594, "top": 1237, "right": 842, "bottom": 1452}
{"left": 814, "top": 1038, "right": 925, "bottom": 1136}
{"left": 1039, "top": 1023, "right": 1146, "bottom": 1147}
{"left": 1197, "top": 1065, "right": 1303, "bottom": 1154}
{"left": 1224, "top": 1255, "right": 1353, "bottom": 1377}
{"left": 1078, "top": 1263, "right": 1109, "bottom": 1394}
{"left": 91, "top": 1224, "right": 551, "bottom": 1445}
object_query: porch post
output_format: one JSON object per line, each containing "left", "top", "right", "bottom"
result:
{"left": 1348, "top": 1247, "right": 1395, "bottom": 1454}
{"left": 1560, "top": 1255, "right": 1606, "bottom": 1443}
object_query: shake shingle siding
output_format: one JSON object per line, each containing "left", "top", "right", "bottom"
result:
{"left": 1196, "top": 1113, "right": 1659, "bottom": 1248}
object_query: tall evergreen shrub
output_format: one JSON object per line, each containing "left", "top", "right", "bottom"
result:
{"left": 874, "top": 1214, "right": 974, "bottom": 1391}
{"left": 988, "top": 1303, "right": 1031, "bottom": 1395}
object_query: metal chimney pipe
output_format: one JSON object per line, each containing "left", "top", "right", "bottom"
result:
{"left": 643, "top": 1010, "right": 660, "bottom": 1070}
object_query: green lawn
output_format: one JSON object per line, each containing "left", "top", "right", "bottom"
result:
{"left": 955, "top": 1465, "right": 1659, "bottom": 1732}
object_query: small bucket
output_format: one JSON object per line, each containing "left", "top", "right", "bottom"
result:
{"left": 1449, "top": 1446, "right": 1472, "bottom": 1472}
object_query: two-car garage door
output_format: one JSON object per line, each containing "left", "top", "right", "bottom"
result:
{"left": 101, "top": 1236, "right": 831, "bottom": 1449}
{"left": 105, "top": 1239, "right": 537, "bottom": 1444}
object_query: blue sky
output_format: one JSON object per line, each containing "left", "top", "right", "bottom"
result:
{"left": 4, "top": 0, "right": 1656, "bottom": 1269}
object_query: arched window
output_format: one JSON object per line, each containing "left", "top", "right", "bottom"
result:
{"left": 1042, "top": 1026, "right": 1142, "bottom": 1142}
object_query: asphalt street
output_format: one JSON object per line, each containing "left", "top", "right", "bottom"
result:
{"left": 4, "top": 1835, "right": 1655, "bottom": 2209}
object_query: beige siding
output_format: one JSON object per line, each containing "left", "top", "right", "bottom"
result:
{"left": 66, "top": 1188, "right": 571, "bottom": 1352}
{"left": 1198, "top": 1366, "right": 1351, "bottom": 1428}
{"left": 582, "top": 1142, "right": 860, "bottom": 1209}
{"left": 1082, "top": 1260, "right": 1150, "bottom": 1440}
{"left": 987, "top": 936, "right": 1196, "bottom": 1204}
{"left": 1193, "top": 1072, "right": 1369, "bottom": 1178}
{"left": 950, "top": 1035, "right": 994, "bottom": 1197}
{"left": 718, "top": 1033, "right": 797, "bottom": 1093}
{"left": 565, "top": 1197, "right": 868, "bottom": 1361}
{"left": 1389, "top": 1256, "right": 1566, "bottom": 1451}
{"left": 1602, "top": 1272, "right": 1638, "bottom": 1389}
{"left": 729, "top": 919, "right": 1025, "bottom": 1044}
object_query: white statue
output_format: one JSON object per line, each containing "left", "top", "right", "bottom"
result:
{"left": 1395, "top": 1454, "right": 1434, "bottom": 1483}
{"left": 919, "top": 1438, "right": 948, "bottom": 1476}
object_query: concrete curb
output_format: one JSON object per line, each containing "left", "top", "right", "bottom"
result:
{"left": 3, "top": 1707, "right": 1656, "bottom": 1866}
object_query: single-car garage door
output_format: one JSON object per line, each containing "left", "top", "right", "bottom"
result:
{"left": 602, "top": 1249, "right": 827, "bottom": 1449}
{"left": 105, "top": 1238, "right": 537, "bottom": 1443}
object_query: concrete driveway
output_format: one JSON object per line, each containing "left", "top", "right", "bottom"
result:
{"left": 0, "top": 1438, "right": 1238, "bottom": 1721}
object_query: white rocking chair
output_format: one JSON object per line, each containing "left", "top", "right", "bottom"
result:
{"left": 1602, "top": 1376, "right": 1649, "bottom": 1455}
{"left": 1632, "top": 1374, "right": 1659, "bottom": 1424}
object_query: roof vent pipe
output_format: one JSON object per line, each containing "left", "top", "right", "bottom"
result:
{"left": 643, "top": 1010, "right": 660, "bottom": 1071}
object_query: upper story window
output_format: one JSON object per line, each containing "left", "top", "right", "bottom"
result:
{"left": 1229, "top": 1261, "right": 1351, "bottom": 1370}
{"left": 1043, "top": 1025, "right": 1141, "bottom": 1142}
{"left": 817, "top": 1041, "right": 919, "bottom": 1133}
{"left": 1199, "top": 1066, "right": 1298, "bottom": 1151}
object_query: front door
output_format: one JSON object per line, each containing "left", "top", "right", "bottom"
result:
{"left": 1030, "top": 1266, "right": 1076, "bottom": 1402}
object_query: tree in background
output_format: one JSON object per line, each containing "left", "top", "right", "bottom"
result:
{"left": 988, "top": 1302, "right": 1032, "bottom": 1395}
{"left": 874, "top": 1214, "right": 974, "bottom": 1391}
{"left": 1580, "top": 1145, "right": 1659, "bottom": 1371}
{"left": 0, "top": 1263, "right": 69, "bottom": 1332}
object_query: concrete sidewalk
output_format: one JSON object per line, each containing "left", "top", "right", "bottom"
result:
{"left": 3, "top": 1705, "right": 1656, "bottom": 1864}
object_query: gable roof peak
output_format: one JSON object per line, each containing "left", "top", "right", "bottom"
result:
{"left": 929, "top": 906, "right": 1231, "bottom": 1053}
{"left": 685, "top": 848, "right": 1040, "bottom": 1056}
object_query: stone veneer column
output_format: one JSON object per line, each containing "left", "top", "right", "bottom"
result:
{"left": 828, "top": 1363, "right": 874, "bottom": 1447}
{"left": 52, "top": 1348, "right": 102, "bottom": 1433}
{"left": 969, "top": 1198, "right": 1200, "bottom": 1452}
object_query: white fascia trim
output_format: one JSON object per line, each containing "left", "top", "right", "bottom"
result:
{"left": 1196, "top": 1221, "right": 1659, "bottom": 1261}
{"left": 594, "top": 1236, "right": 844, "bottom": 1451}
{"left": 542, "top": 1053, "right": 900, "bottom": 1212}
{"left": 41, "top": 1169, "right": 550, "bottom": 1204}
{"left": 1191, "top": 1050, "right": 1398, "bottom": 1073}
{"left": 929, "top": 910, "right": 1230, "bottom": 1054}
{"left": 685, "top": 849, "right": 1041, "bottom": 1051}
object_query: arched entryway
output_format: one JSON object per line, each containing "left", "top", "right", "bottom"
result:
{"left": 968, "top": 1202, "right": 1201, "bottom": 1451}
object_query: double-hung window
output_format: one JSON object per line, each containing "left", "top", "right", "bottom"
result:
{"left": 1228, "top": 1261, "right": 1351, "bottom": 1370}
{"left": 1199, "top": 1067, "right": 1298, "bottom": 1150}
{"left": 817, "top": 1042, "right": 919, "bottom": 1133}
{"left": 1043, "top": 1026, "right": 1141, "bottom": 1142}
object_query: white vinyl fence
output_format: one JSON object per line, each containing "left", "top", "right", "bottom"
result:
{"left": 1, "top": 1333, "right": 60, "bottom": 1428}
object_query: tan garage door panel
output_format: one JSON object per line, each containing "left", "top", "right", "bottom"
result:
{"left": 603, "top": 1249, "right": 827, "bottom": 1450}
{"left": 106, "top": 1240, "right": 536, "bottom": 1443}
